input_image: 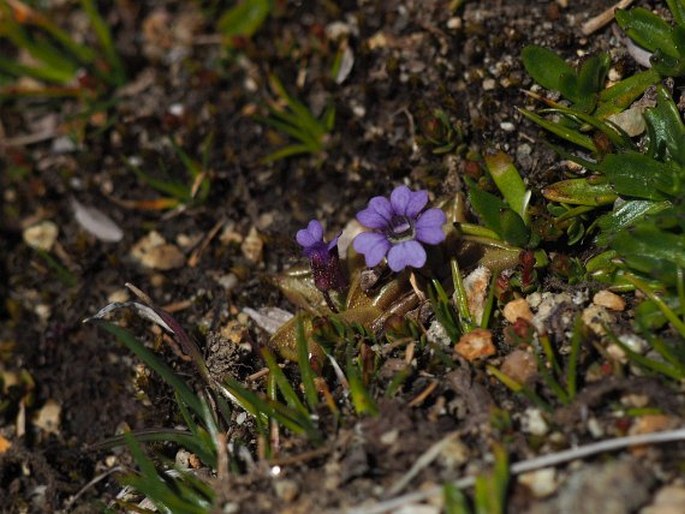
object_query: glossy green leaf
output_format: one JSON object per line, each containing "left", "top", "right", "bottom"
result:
{"left": 483, "top": 150, "right": 531, "bottom": 224}
{"left": 500, "top": 209, "right": 530, "bottom": 247}
{"left": 613, "top": 225, "right": 685, "bottom": 270}
{"left": 595, "top": 200, "right": 672, "bottom": 245}
{"left": 643, "top": 85, "right": 685, "bottom": 166}
{"left": 542, "top": 178, "right": 616, "bottom": 206}
{"left": 518, "top": 108, "right": 596, "bottom": 151}
{"left": 575, "top": 53, "right": 611, "bottom": 112}
{"left": 595, "top": 69, "right": 660, "bottom": 119}
{"left": 466, "top": 177, "right": 506, "bottom": 234}
{"left": 615, "top": 7, "right": 678, "bottom": 57}
{"left": 599, "top": 153, "right": 679, "bottom": 200}
{"left": 521, "top": 45, "right": 577, "bottom": 98}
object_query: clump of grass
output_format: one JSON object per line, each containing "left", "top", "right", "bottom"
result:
{"left": 0, "top": 0, "right": 126, "bottom": 98}
{"left": 260, "top": 74, "right": 335, "bottom": 162}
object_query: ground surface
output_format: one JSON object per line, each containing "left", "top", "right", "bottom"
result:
{"left": 1, "top": 1, "right": 684, "bottom": 513}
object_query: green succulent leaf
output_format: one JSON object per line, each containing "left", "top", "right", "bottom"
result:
{"left": 466, "top": 177, "right": 506, "bottom": 234}
{"left": 595, "top": 199, "right": 672, "bottom": 245}
{"left": 542, "top": 178, "right": 617, "bottom": 206}
{"left": 644, "top": 85, "right": 685, "bottom": 166}
{"left": 615, "top": 7, "right": 679, "bottom": 58}
{"left": 594, "top": 69, "right": 660, "bottom": 119}
{"left": 598, "top": 152, "right": 679, "bottom": 200}
{"left": 521, "top": 45, "right": 578, "bottom": 98}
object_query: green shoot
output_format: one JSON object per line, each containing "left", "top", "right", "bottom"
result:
{"left": 261, "top": 74, "right": 335, "bottom": 162}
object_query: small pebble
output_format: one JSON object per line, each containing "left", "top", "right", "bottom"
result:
{"left": 241, "top": 226, "right": 264, "bottom": 264}
{"left": 581, "top": 304, "right": 612, "bottom": 336}
{"left": 593, "top": 290, "right": 626, "bottom": 311}
{"left": 500, "top": 349, "right": 537, "bottom": 384}
{"left": 519, "top": 468, "right": 558, "bottom": 498}
{"left": 454, "top": 328, "right": 495, "bottom": 361}
{"left": 521, "top": 407, "right": 549, "bottom": 436}
{"left": 273, "top": 479, "right": 300, "bottom": 502}
{"left": 23, "top": 220, "right": 58, "bottom": 251}
{"left": 641, "top": 485, "right": 685, "bottom": 514}
{"left": 503, "top": 298, "right": 534, "bottom": 324}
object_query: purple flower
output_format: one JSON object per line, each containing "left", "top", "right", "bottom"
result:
{"left": 296, "top": 220, "right": 346, "bottom": 293}
{"left": 353, "top": 185, "right": 446, "bottom": 272}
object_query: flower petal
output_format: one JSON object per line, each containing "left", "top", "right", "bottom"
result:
{"left": 296, "top": 229, "right": 317, "bottom": 248}
{"left": 415, "top": 208, "right": 447, "bottom": 244}
{"left": 405, "top": 190, "right": 429, "bottom": 217}
{"left": 387, "top": 240, "right": 426, "bottom": 272}
{"left": 307, "top": 219, "right": 323, "bottom": 241}
{"left": 390, "top": 185, "right": 411, "bottom": 215}
{"left": 353, "top": 232, "right": 391, "bottom": 267}
{"left": 357, "top": 196, "right": 393, "bottom": 228}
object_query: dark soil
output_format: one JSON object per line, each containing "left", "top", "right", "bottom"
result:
{"left": 1, "top": 1, "right": 684, "bottom": 513}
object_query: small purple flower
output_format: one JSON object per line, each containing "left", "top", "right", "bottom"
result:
{"left": 296, "top": 220, "right": 346, "bottom": 293}
{"left": 353, "top": 185, "right": 446, "bottom": 272}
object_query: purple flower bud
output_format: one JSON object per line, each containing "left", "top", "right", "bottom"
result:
{"left": 353, "top": 185, "right": 446, "bottom": 272}
{"left": 296, "top": 220, "right": 346, "bottom": 293}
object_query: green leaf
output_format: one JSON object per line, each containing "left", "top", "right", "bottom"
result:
{"left": 542, "top": 178, "right": 617, "bottom": 206}
{"left": 518, "top": 108, "right": 597, "bottom": 151}
{"left": 575, "top": 53, "right": 611, "bottom": 112}
{"left": 599, "top": 152, "right": 679, "bottom": 200}
{"left": 96, "top": 322, "right": 206, "bottom": 419}
{"left": 466, "top": 177, "right": 506, "bottom": 235}
{"left": 218, "top": 0, "right": 271, "bottom": 45}
{"left": 483, "top": 150, "right": 531, "bottom": 224}
{"left": 595, "top": 69, "right": 660, "bottom": 119}
{"left": 666, "top": 0, "right": 685, "bottom": 26}
{"left": 500, "top": 209, "right": 530, "bottom": 247}
{"left": 615, "top": 8, "right": 678, "bottom": 57}
{"left": 643, "top": 85, "right": 685, "bottom": 166}
{"left": 613, "top": 225, "right": 685, "bottom": 271}
{"left": 595, "top": 200, "right": 671, "bottom": 245}
{"left": 521, "top": 45, "right": 578, "bottom": 98}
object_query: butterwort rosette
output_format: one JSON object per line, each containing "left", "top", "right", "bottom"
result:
{"left": 353, "top": 185, "right": 446, "bottom": 272}
{"left": 296, "top": 219, "right": 346, "bottom": 294}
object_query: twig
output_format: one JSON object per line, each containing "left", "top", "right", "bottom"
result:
{"left": 344, "top": 428, "right": 685, "bottom": 514}
{"left": 581, "top": 0, "right": 634, "bottom": 36}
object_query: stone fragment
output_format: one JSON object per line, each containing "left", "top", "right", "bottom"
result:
{"left": 593, "top": 290, "right": 626, "bottom": 311}
{"left": 241, "top": 226, "right": 264, "bottom": 264}
{"left": 23, "top": 220, "right": 58, "bottom": 251}
{"left": 503, "top": 298, "right": 534, "bottom": 324}
{"left": 500, "top": 349, "right": 537, "bottom": 384}
{"left": 464, "top": 266, "right": 491, "bottom": 325}
{"left": 130, "top": 231, "right": 185, "bottom": 270}
{"left": 581, "top": 304, "right": 612, "bottom": 336}
{"left": 519, "top": 468, "right": 558, "bottom": 498}
{"left": 641, "top": 485, "right": 685, "bottom": 514}
{"left": 273, "top": 479, "right": 299, "bottom": 502}
{"left": 454, "top": 328, "right": 495, "bottom": 362}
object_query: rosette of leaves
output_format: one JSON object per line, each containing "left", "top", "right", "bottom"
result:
{"left": 523, "top": 43, "right": 685, "bottom": 340}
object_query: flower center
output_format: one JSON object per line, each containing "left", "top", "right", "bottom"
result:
{"left": 387, "top": 215, "right": 415, "bottom": 243}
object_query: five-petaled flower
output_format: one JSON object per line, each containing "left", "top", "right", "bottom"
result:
{"left": 353, "top": 185, "right": 446, "bottom": 272}
{"left": 296, "top": 220, "right": 346, "bottom": 293}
